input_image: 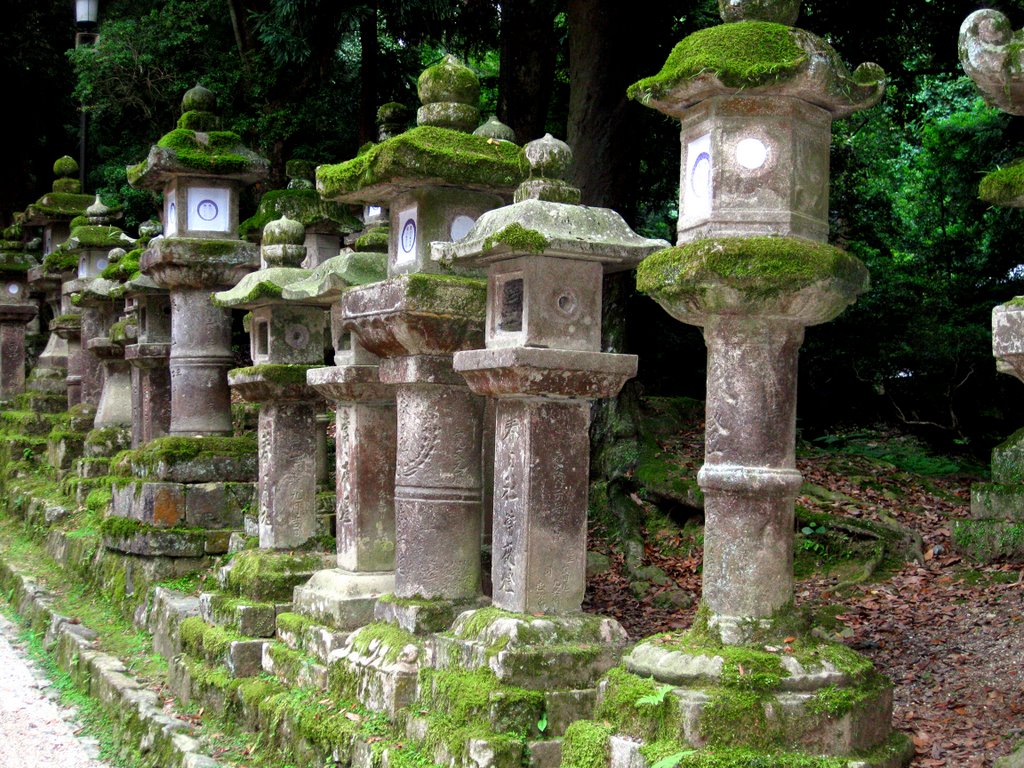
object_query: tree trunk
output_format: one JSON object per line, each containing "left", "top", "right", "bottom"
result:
{"left": 498, "top": 0, "right": 558, "bottom": 145}
{"left": 359, "top": 2, "right": 380, "bottom": 146}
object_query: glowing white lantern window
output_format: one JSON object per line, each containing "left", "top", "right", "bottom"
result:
{"left": 736, "top": 138, "right": 769, "bottom": 170}
{"left": 7, "top": 283, "right": 20, "bottom": 296}
{"left": 684, "top": 134, "right": 713, "bottom": 223}
{"left": 187, "top": 187, "right": 230, "bottom": 233}
{"left": 450, "top": 215, "right": 476, "bottom": 242}
{"left": 396, "top": 207, "right": 417, "bottom": 265}
{"left": 78, "top": 256, "right": 88, "bottom": 279}
{"left": 367, "top": 206, "right": 383, "bottom": 218}
{"left": 96, "top": 258, "right": 108, "bottom": 272}
{"left": 165, "top": 189, "right": 178, "bottom": 237}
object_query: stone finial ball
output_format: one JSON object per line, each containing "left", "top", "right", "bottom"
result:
{"left": 473, "top": 115, "right": 518, "bottom": 144}
{"left": 263, "top": 215, "right": 305, "bottom": 246}
{"left": 53, "top": 155, "right": 79, "bottom": 178}
{"left": 86, "top": 195, "right": 111, "bottom": 219}
{"left": 285, "top": 159, "right": 317, "bottom": 181}
{"left": 719, "top": 0, "right": 800, "bottom": 25}
{"left": 182, "top": 83, "right": 217, "bottom": 114}
{"left": 524, "top": 134, "right": 573, "bottom": 179}
{"left": 417, "top": 54, "right": 481, "bottom": 106}
{"left": 377, "top": 101, "right": 411, "bottom": 124}
{"left": 107, "top": 247, "right": 127, "bottom": 262}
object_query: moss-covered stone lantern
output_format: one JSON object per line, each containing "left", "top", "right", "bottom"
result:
{"left": 441, "top": 135, "right": 667, "bottom": 615}
{"left": 959, "top": 10, "right": 1024, "bottom": 565}
{"left": 615, "top": 3, "right": 909, "bottom": 764}
{"left": 279, "top": 250, "right": 395, "bottom": 629}
{"left": 0, "top": 234, "right": 39, "bottom": 400}
{"left": 238, "top": 158, "right": 361, "bottom": 268}
{"left": 316, "top": 56, "right": 528, "bottom": 628}
{"left": 214, "top": 216, "right": 326, "bottom": 549}
{"left": 22, "top": 156, "right": 96, "bottom": 402}
{"left": 128, "top": 83, "right": 267, "bottom": 436}
{"left": 628, "top": 7, "right": 883, "bottom": 244}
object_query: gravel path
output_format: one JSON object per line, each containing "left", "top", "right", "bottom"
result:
{"left": 0, "top": 613, "right": 111, "bottom": 768}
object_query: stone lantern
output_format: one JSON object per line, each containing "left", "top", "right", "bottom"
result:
{"left": 280, "top": 249, "right": 395, "bottom": 629}
{"left": 60, "top": 197, "right": 134, "bottom": 412}
{"left": 128, "top": 83, "right": 267, "bottom": 436}
{"left": 441, "top": 134, "right": 667, "bottom": 614}
{"left": 316, "top": 55, "right": 528, "bottom": 628}
{"left": 615, "top": 3, "right": 908, "bottom": 763}
{"left": 0, "top": 249, "right": 38, "bottom": 401}
{"left": 214, "top": 217, "right": 326, "bottom": 549}
{"left": 959, "top": 10, "right": 1024, "bottom": 563}
{"left": 22, "top": 156, "right": 96, "bottom": 402}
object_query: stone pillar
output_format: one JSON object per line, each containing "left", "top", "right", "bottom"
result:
{"left": 127, "top": 350, "right": 171, "bottom": 446}
{"left": 257, "top": 400, "right": 319, "bottom": 547}
{"left": 0, "top": 305, "right": 36, "bottom": 399}
{"left": 88, "top": 336, "right": 133, "bottom": 428}
{"left": 387, "top": 355, "right": 484, "bottom": 599}
{"left": 698, "top": 317, "right": 803, "bottom": 626}
{"left": 169, "top": 289, "right": 234, "bottom": 436}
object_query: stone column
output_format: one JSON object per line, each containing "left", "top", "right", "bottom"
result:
{"left": 126, "top": 348, "right": 171, "bottom": 446}
{"left": 257, "top": 399, "right": 319, "bottom": 547}
{"left": 88, "top": 337, "right": 133, "bottom": 428}
{"left": 698, "top": 317, "right": 804, "bottom": 626}
{"left": 386, "top": 355, "right": 484, "bottom": 600}
{"left": 0, "top": 305, "right": 36, "bottom": 399}
{"left": 169, "top": 289, "right": 234, "bottom": 436}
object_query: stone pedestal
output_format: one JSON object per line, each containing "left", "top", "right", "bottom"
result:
{"left": 50, "top": 311, "right": 84, "bottom": 408}
{"left": 26, "top": 267, "right": 69, "bottom": 396}
{"left": 341, "top": 275, "right": 487, "bottom": 604}
{"left": 125, "top": 343, "right": 171, "bottom": 447}
{"left": 0, "top": 304, "right": 36, "bottom": 400}
{"left": 294, "top": 363, "right": 397, "bottom": 628}
{"left": 168, "top": 288, "right": 235, "bottom": 436}
{"left": 87, "top": 337, "right": 133, "bottom": 429}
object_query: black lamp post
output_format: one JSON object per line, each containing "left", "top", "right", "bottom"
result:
{"left": 74, "top": 0, "right": 98, "bottom": 189}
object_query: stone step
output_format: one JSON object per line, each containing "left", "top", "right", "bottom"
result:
{"left": 102, "top": 523, "right": 234, "bottom": 557}
{"left": 178, "top": 615, "right": 268, "bottom": 678}
{"left": 217, "top": 548, "right": 335, "bottom": 602}
{"left": 199, "top": 590, "right": 284, "bottom": 638}
{"left": 263, "top": 640, "right": 330, "bottom": 690}
{"left": 275, "top": 610, "right": 351, "bottom": 664}
{"left": 951, "top": 518, "right": 1024, "bottom": 562}
{"left": 0, "top": 409, "right": 61, "bottom": 437}
{"left": 328, "top": 621, "right": 425, "bottom": 717}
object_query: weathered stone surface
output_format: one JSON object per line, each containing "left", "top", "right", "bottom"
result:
{"left": 257, "top": 400, "right": 318, "bottom": 548}
{"left": 292, "top": 569, "right": 395, "bottom": 630}
{"left": 993, "top": 301, "right": 1024, "bottom": 382}
{"left": 455, "top": 347, "right": 637, "bottom": 400}
{"left": 971, "top": 483, "right": 1024, "bottom": 522}
{"left": 960, "top": 9, "right": 1024, "bottom": 117}
{"left": 996, "top": 745, "right": 1024, "bottom": 768}
{"left": 146, "top": 586, "right": 202, "bottom": 660}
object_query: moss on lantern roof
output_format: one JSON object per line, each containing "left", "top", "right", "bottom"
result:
{"left": 404, "top": 272, "right": 487, "bottom": 318}
{"left": 353, "top": 227, "right": 390, "bottom": 252}
{"left": 0, "top": 250, "right": 33, "bottom": 274}
{"left": 27, "top": 191, "right": 96, "bottom": 219}
{"left": 316, "top": 125, "right": 528, "bottom": 202}
{"left": 481, "top": 222, "right": 550, "bottom": 254}
{"left": 100, "top": 248, "right": 142, "bottom": 282}
{"left": 280, "top": 250, "right": 388, "bottom": 302}
{"left": 238, "top": 188, "right": 361, "bottom": 242}
{"left": 42, "top": 245, "right": 79, "bottom": 274}
{"left": 212, "top": 266, "right": 308, "bottom": 308}
{"left": 636, "top": 236, "right": 867, "bottom": 301}
{"left": 68, "top": 225, "right": 133, "bottom": 249}
{"left": 127, "top": 128, "right": 268, "bottom": 189}
{"left": 980, "top": 159, "right": 1024, "bottom": 207}
{"left": 628, "top": 21, "right": 807, "bottom": 100}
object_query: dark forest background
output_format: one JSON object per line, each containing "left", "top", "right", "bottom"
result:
{"left": 6, "top": 0, "right": 1024, "bottom": 457}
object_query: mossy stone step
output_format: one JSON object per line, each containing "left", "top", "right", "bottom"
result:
{"left": 328, "top": 622, "right": 424, "bottom": 716}
{"left": 220, "top": 549, "right": 333, "bottom": 602}
{"left": 275, "top": 611, "right": 350, "bottom": 664}
{"left": 951, "top": 519, "right": 1024, "bottom": 562}
{"left": 263, "top": 640, "right": 329, "bottom": 690}
{"left": 199, "top": 591, "right": 280, "bottom": 638}
{"left": 970, "top": 483, "right": 1024, "bottom": 523}
{"left": 178, "top": 616, "right": 267, "bottom": 677}
{"left": 0, "top": 410, "right": 60, "bottom": 437}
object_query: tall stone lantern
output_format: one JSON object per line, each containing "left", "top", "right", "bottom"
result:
{"left": 441, "top": 135, "right": 668, "bottom": 614}
{"left": 214, "top": 217, "right": 326, "bottom": 549}
{"left": 959, "top": 10, "right": 1024, "bottom": 563}
{"left": 608, "top": 4, "right": 910, "bottom": 764}
{"left": 316, "top": 56, "right": 527, "bottom": 627}
{"left": 128, "top": 83, "right": 267, "bottom": 436}
{"left": 0, "top": 253, "right": 38, "bottom": 401}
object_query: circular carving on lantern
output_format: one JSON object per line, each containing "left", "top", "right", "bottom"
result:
{"left": 691, "top": 152, "right": 712, "bottom": 199}
{"left": 197, "top": 199, "right": 219, "bottom": 222}
{"left": 556, "top": 290, "right": 579, "bottom": 317}
{"left": 400, "top": 219, "right": 417, "bottom": 254}
{"left": 284, "top": 324, "right": 310, "bottom": 350}
{"left": 450, "top": 215, "right": 476, "bottom": 241}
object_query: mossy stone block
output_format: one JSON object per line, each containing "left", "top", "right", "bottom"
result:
{"left": 952, "top": 519, "right": 1024, "bottom": 562}
{"left": 991, "top": 427, "right": 1024, "bottom": 484}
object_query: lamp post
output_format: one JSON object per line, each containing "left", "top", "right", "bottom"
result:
{"left": 74, "top": 0, "right": 98, "bottom": 190}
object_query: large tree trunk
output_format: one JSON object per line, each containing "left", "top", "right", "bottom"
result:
{"left": 498, "top": 0, "right": 558, "bottom": 145}
{"left": 359, "top": 2, "right": 380, "bottom": 146}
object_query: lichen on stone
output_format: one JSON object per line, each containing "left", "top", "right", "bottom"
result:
{"left": 228, "top": 364, "right": 318, "bottom": 386}
{"left": 481, "top": 223, "right": 550, "bottom": 254}
{"left": 979, "top": 159, "right": 1024, "bottom": 206}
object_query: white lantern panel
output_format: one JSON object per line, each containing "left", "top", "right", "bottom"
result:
{"left": 7, "top": 283, "right": 20, "bottom": 296}
{"left": 165, "top": 189, "right": 178, "bottom": 237}
{"left": 396, "top": 207, "right": 417, "bottom": 265}
{"left": 684, "top": 133, "right": 713, "bottom": 223}
{"left": 450, "top": 215, "right": 476, "bottom": 242}
{"left": 187, "top": 187, "right": 230, "bottom": 233}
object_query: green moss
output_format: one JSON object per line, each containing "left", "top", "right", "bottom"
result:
{"left": 354, "top": 227, "right": 390, "bottom": 252}
{"left": 805, "top": 681, "right": 883, "bottom": 718}
{"left": 980, "top": 160, "right": 1024, "bottom": 206}
{"left": 594, "top": 667, "right": 680, "bottom": 742}
{"left": 628, "top": 22, "right": 807, "bottom": 101}
{"left": 404, "top": 272, "right": 486, "bottom": 318}
{"left": 28, "top": 191, "right": 95, "bottom": 218}
{"left": 350, "top": 621, "right": 420, "bottom": 663}
{"left": 640, "top": 744, "right": 846, "bottom": 768}
{"left": 42, "top": 248, "right": 79, "bottom": 274}
{"left": 316, "top": 125, "right": 528, "bottom": 200}
{"left": 224, "top": 549, "right": 322, "bottom": 601}
{"left": 176, "top": 109, "right": 220, "bottom": 132}
{"left": 951, "top": 519, "right": 1024, "bottom": 561}
{"left": 229, "top": 364, "right": 317, "bottom": 386}
{"left": 237, "top": 188, "right": 359, "bottom": 241}
{"left": 481, "top": 223, "right": 549, "bottom": 254}
{"left": 236, "top": 675, "right": 286, "bottom": 708}
{"left": 100, "top": 248, "right": 141, "bottom": 281}
{"left": 69, "top": 225, "right": 129, "bottom": 249}
{"left": 155, "top": 128, "right": 252, "bottom": 175}
{"left": 178, "top": 616, "right": 239, "bottom": 661}
{"left": 275, "top": 611, "right": 313, "bottom": 637}
{"left": 112, "top": 435, "right": 257, "bottom": 476}
{"left": 561, "top": 721, "right": 612, "bottom": 768}
{"left": 636, "top": 237, "right": 867, "bottom": 301}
